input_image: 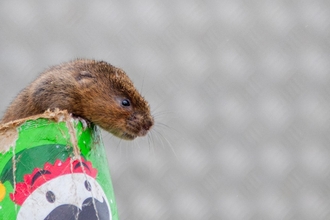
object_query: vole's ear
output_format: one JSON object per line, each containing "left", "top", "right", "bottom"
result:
{"left": 76, "top": 71, "right": 95, "bottom": 85}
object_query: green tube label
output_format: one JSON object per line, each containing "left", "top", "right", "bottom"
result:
{"left": 0, "top": 112, "right": 119, "bottom": 220}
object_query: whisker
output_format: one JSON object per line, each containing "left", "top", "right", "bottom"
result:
{"left": 150, "top": 95, "right": 174, "bottom": 113}
{"left": 140, "top": 67, "right": 146, "bottom": 94}
{"left": 154, "top": 122, "right": 172, "bottom": 130}
{"left": 151, "top": 129, "right": 165, "bottom": 151}
{"left": 147, "top": 133, "right": 151, "bottom": 153}
{"left": 152, "top": 128, "right": 177, "bottom": 159}
{"left": 130, "top": 139, "right": 136, "bottom": 155}
{"left": 146, "top": 133, "right": 155, "bottom": 157}
{"left": 151, "top": 111, "right": 176, "bottom": 119}
{"left": 154, "top": 122, "right": 182, "bottom": 137}
{"left": 116, "top": 138, "right": 123, "bottom": 157}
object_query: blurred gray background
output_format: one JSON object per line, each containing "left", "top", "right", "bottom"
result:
{"left": 1, "top": 0, "right": 330, "bottom": 219}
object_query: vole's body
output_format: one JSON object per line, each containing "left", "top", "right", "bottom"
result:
{"left": 1, "top": 59, "right": 153, "bottom": 140}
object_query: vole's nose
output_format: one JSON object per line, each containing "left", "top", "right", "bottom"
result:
{"left": 144, "top": 117, "right": 154, "bottom": 131}
{"left": 138, "top": 117, "right": 153, "bottom": 136}
{"left": 143, "top": 121, "right": 153, "bottom": 131}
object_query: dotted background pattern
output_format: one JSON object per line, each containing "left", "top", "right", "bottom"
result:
{"left": 0, "top": 1, "right": 330, "bottom": 219}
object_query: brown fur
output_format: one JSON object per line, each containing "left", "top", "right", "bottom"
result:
{"left": 1, "top": 59, "right": 154, "bottom": 140}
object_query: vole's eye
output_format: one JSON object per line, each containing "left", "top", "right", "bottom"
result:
{"left": 121, "top": 99, "right": 131, "bottom": 107}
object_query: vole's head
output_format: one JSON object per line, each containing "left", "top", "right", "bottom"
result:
{"left": 70, "top": 59, "right": 154, "bottom": 140}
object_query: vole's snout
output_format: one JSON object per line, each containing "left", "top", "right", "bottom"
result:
{"left": 128, "top": 112, "right": 153, "bottom": 137}
{"left": 136, "top": 116, "right": 153, "bottom": 137}
{"left": 138, "top": 118, "right": 153, "bottom": 137}
{"left": 143, "top": 117, "right": 154, "bottom": 131}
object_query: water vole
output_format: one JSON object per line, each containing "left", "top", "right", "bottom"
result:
{"left": 1, "top": 59, "right": 154, "bottom": 140}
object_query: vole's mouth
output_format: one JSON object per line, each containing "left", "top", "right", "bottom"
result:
{"left": 121, "top": 132, "right": 137, "bottom": 140}
{"left": 122, "top": 126, "right": 153, "bottom": 140}
{"left": 117, "top": 129, "right": 150, "bottom": 140}
{"left": 108, "top": 120, "right": 153, "bottom": 141}
{"left": 105, "top": 127, "right": 137, "bottom": 140}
